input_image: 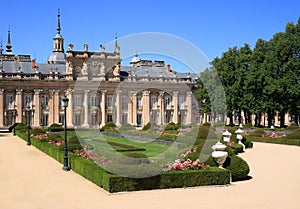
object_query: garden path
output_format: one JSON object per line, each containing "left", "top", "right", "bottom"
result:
{"left": 0, "top": 133, "right": 299, "bottom": 209}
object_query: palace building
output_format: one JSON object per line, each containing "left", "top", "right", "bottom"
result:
{"left": 0, "top": 11, "right": 200, "bottom": 129}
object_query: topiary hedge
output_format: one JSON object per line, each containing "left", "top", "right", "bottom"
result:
{"left": 102, "top": 167, "right": 230, "bottom": 193}
{"left": 204, "top": 155, "right": 250, "bottom": 181}
{"left": 142, "top": 122, "right": 152, "bottom": 131}
{"left": 48, "top": 123, "right": 64, "bottom": 132}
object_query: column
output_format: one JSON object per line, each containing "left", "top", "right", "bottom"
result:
{"left": 186, "top": 91, "right": 192, "bottom": 124}
{"left": 15, "top": 89, "right": 23, "bottom": 123}
{"left": 0, "top": 89, "right": 4, "bottom": 127}
{"left": 100, "top": 90, "right": 106, "bottom": 128}
{"left": 48, "top": 90, "right": 54, "bottom": 125}
{"left": 66, "top": 88, "right": 74, "bottom": 127}
{"left": 158, "top": 91, "right": 164, "bottom": 125}
{"left": 82, "top": 90, "right": 89, "bottom": 127}
{"left": 172, "top": 91, "right": 178, "bottom": 124}
{"left": 54, "top": 90, "right": 60, "bottom": 124}
{"left": 115, "top": 90, "right": 121, "bottom": 127}
{"left": 132, "top": 92, "right": 137, "bottom": 126}
{"left": 33, "top": 89, "right": 42, "bottom": 127}
{"left": 127, "top": 93, "right": 133, "bottom": 125}
{"left": 142, "top": 90, "right": 150, "bottom": 126}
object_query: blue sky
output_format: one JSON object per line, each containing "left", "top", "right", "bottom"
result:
{"left": 1, "top": 0, "right": 299, "bottom": 72}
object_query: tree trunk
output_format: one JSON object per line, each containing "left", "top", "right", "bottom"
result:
{"left": 267, "top": 110, "right": 273, "bottom": 128}
{"left": 280, "top": 111, "right": 285, "bottom": 127}
{"left": 228, "top": 112, "right": 234, "bottom": 126}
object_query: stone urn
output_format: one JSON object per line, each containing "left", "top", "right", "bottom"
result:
{"left": 211, "top": 141, "right": 228, "bottom": 169}
{"left": 222, "top": 130, "right": 232, "bottom": 143}
{"left": 212, "top": 141, "right": 227, "bottom": 151}
{"left": 212, "top": 151, "right": 228, "bottom": 168}
{"left": 235, "top": 128, "right": 245, "bottom": 151}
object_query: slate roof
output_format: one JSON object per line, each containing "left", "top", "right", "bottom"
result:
{"left": 1, "top": 61, "right": 66, "bottom": 74}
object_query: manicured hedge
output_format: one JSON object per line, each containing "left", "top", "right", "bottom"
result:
{"left": 102, "top": 167, "right": 230, "bottom": 193}
{"left": 204, "top": 155, "right": 250, "bottom": 181}
{"left": 16, "top": 129, "right": 233, "bottom": 193}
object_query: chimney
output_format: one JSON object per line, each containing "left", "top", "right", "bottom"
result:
{"left": 167, "top": 64, "right": 171, "bottom": 73}
{"left": 31, "top": 59, "right": 36, "bottom": 69}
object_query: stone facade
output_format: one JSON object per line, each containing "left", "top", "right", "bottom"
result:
{"left": 0, "top": 12, "right": 199, "bottom": 129}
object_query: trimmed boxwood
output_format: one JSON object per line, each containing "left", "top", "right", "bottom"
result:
{"left": 102, "top": 167, "right": 230, "bottom": 193}
{"left": 48, "top": 123, "right": 64, "bottom": 132}
{"left": 204, "top": 155, "right": 250, "bottom": 181}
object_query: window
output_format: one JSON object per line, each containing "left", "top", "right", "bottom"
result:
{"left": 121, "top": 113, "right": 128, "bottom": 124}
{"left": 107, "top": 114, "right": 113, "bottom": 122}
{"left": 90, "top": 95, "right": 98, "bottom": 108}
{"left": 59, "top": 114, "right": 65, "bottom": 125}
{"left": 90, "top": 114, "right": 98, "bottom": 126}
{"left": 150, "top": 111, "right": 157, "bottom": 123}
{"left": 106, "top": 95, "right": 113, "bottom": 109}
{"left": 6, "top": 94, "right": 14, "bottom": 109}
{"left": 137, "top": 97, "right": 142, "bottom": 109}
{"left": 74, "top": 114, "right": 81, "bottom": 126}
{"left": 41, "top": 114, "right": 48, "bottom": 127}
{"left": 179, "top": 95, "right": 185, "bottom": 109}
{"left": 24, "top": 95, "right": 32, "bottom": 108}
{"left": 74, "top": 95, "right": 82, "bottom": 109}
{"left": 151, "top": 96, "right": 156, "bottom": 109}
{"left": 165, "top": 96, "right": 171, "bottom": 109}
{"left": 41, "top": 95, "right": 49, "bottom": 109}
{"left": 121, "top": 96, "right": 128, "bottom": 110}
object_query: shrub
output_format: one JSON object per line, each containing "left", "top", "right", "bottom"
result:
{"left": 204, "top": 155, "right": 250, "bottom": 181}
{"left": 102, "top": 167, "right": 230, "bottom": 193}
{"left": 67, "top": 135, "right": 83, "bottom": 151}
{"left": 31, "top": 128, "right": 47, "bottom": 135}
{"left": 231, "top": 144, "right": 244, "bottom": 154}
{"left": 142, "top": 122, "right": 151, "bottom": 131}
{"left": 120, "top": 124, "right": 135, "bottom": 131}
{"left": 202, "top": 122, "right": 211, "bottom": 127}
{"left": 47, "top": 133, "right": 63, "bottom": 142}
{"left": 286, "top": 128, "right": 300, "bottom": 139}
{"left": 118, "top": 152, "right": 150, "bottom": 165}
{"left": 164, "top": 122, "right": 180, "bottom": 131}
{"left": 251, "top": 129, "right": 265, "bottom": 137}
{"left": 157, "top": 134, "right": 177, "bottom": 141}
{"left": 286, "top": 123, "right": 299, "bottom": 130}
{"left": 197, "top": 126, "right": 210, "bottom": 139}
{"left": 15, "top": 123, "right": 27, "bottom": 131}
{"left": 48, "top": 123, "right": 64, "bottom": 132}
{"left": 243, "top": 123, "right": 254, "bottom": 129}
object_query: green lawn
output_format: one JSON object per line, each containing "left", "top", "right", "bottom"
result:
{"left": 74, "top": 131, "right": 176, "bottom": 158}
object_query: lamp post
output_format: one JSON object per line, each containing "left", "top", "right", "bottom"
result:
{"left": 26, "top": 104, "right": 31, "bottom": 146}
{"left": 12, "top": 110, "right": 17, "bottom": 135}
{"left": 62, "top": 96, "right": 70, "bottom": 171}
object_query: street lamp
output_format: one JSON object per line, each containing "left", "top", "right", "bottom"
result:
{"left": 61, "top": 96, "right": 70, "bottom": 171}
{"left": 26, "top": 104, "right": 31, "bottom": 146}
{"left": 12, "top": 110, "right": 17, "bottom": 135}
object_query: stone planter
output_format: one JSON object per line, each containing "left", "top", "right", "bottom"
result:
{"left": 235, "top": 128, "right": 245, "bottom": 151}
{"left": 212, "top": 151, "right": 228, "bottom": 168}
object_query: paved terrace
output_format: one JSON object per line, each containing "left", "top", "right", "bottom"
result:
{"left": 0, "top": 133, "right": 299, "bottom": 209}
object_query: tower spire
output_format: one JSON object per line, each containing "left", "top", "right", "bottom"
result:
{"left": 6, "top": 27, "right": 12, "bottom": 54}
{"left": 114, "top": 33, "right": 120, "bottom": 53}
{"left": 57, "top": 8, "right": 61, "bottom": 35}
{"left": 0, "top": 37, "right": 3, "bottom": 55}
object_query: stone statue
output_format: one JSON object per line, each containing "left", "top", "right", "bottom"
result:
{"left": 82, "top": 62, "right": 88, "bottom": 75}
{"left": 84, "top": 44, "right": 88, "bottom": 52}
{"left": 68, "top": 43, "right": 74, "bottom": 51}
{"left": 100, "top": 62, "right": 105, "bottom": 75}
{"left": 113, "top": 63, "right": 120, "bottom": 77}
{"left": 100, "top": 44, "right": 105, "bottom": 52}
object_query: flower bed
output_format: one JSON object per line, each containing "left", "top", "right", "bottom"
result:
{"left": 15, "top": 127, "right": 234, "bottom": 193}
